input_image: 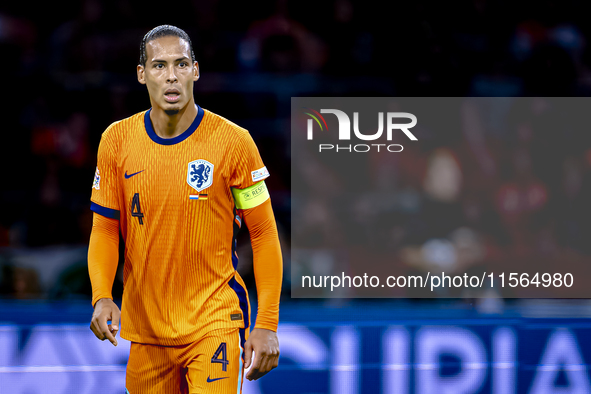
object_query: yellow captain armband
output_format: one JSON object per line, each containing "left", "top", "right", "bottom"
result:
{"left": 231, "top": 181, "right": 270, "bottom": 209}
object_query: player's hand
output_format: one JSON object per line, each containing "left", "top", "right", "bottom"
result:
{"left": 90, "top": 298, "right": 121, "bottom": 346}
{"left": 244, "top": 328, "right": 280, "bottom": 381}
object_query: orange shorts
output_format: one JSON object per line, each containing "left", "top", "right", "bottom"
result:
{"left": 125, "top": 328, "right": 248, "bottom": 394}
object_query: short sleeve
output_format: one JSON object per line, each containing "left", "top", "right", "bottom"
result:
{"left": 229, "top": 130, "right": 270, "bottom": 190}
{"left": 90, "top": 125, "right": 121, "bottom": 220}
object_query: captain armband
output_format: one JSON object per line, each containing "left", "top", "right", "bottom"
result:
{"left": 231, "top": 181, "right": 270, "bottom": 209}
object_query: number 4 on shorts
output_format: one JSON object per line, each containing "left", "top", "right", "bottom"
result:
{"left": 211, "top": 342, "right": 229, "bottom": 371}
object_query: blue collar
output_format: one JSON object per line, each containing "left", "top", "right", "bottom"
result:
{"left": 144, "top": 105, "right": 204, "bottom": 145}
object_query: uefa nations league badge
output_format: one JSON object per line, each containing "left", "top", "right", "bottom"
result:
{"left": 187, "top": 159, "right": 214, "bottom": 192}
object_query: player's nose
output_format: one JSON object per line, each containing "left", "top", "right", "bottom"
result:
{"left": 166, "top": 66, "right": 178, "bottom": 83}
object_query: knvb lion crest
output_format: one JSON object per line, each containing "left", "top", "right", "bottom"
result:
{"left": 187, "top": 159, "right": 214, "bottom": 192}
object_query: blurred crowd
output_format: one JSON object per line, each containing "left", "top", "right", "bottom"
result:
{"left": 1, "top": 0, "right": 591, "bottom": 299}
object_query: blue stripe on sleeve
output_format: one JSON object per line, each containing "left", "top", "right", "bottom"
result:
{"left": 90, "top": 202, "right": 120, "bottom": 220}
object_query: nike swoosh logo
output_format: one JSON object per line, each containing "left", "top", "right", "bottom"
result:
{"left": 124, "top": 170, "right": 145, "bottom": 179}
{"left": 207, "top": 376, "right": 229, "bottom": 383}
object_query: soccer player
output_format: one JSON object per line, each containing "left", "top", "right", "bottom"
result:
{"left": 87, "top": 25, "right": 282, "bottom": 393}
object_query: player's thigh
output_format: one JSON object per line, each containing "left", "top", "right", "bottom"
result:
{"left": 126, "top": 341, "right": 187, "bottom": 394}
{"left": 186, "top": 328, "right": 248, "bottom": 394}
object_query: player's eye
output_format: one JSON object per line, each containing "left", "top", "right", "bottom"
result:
{"left": 154, "top": 63, "right": 164, "bottom": 69}
{"left": 179, "top": 62, "right": 187, "bottom": 67}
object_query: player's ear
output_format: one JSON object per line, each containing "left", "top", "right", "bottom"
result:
{"left": 137, "top": 64, "right": 146, "bottom": 85}
{"left": 193, "top": 61, "right": 200, "bottom": 82}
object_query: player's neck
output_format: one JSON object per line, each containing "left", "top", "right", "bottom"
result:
{"left": 150, "top": 102, "right": 198, "bottom": 139}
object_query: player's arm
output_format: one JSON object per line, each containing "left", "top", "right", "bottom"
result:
{"left": 88, "top": 123, "right": 122, "bottom": 346}
{"left": 229, "top": 130, "right": 282, "bottom": 380}
{"left": 233, "top": 182, "right": 282, "bottom": 380}
{"left": 243, "top": 198, "right": 282, "bottom": 332}
{"left": 88, "top": 212, "right": 121, "bottom": 346}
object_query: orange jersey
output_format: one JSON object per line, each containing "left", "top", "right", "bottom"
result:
{"left": 90, "top": 106, "right": 269, "bottom": 346}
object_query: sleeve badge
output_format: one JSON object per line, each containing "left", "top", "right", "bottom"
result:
{"left": 92, "top": 167, "right": 101, "bottom": 190}
{"left": 251, "top": 166, "right": 270, "bottom": 182}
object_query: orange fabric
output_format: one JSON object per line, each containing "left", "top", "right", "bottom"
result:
{"left": 89, "top": 107, "right": 272, "bottom": 346}
{"left": 126, "top": 328, "right": 248, "bottom": 394}
{"left": 242, "top": 199, "right": 282, "bottom": 332}
{"left": 88, "top": 212, "right": 119, "bottom": 307}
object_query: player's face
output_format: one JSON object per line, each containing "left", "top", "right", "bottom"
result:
{"left": 137, "top": 36, "right": 199, "bottom": 115}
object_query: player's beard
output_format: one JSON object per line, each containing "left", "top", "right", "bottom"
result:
{"left": 164, "top": 108, "right": 180, "bottom": 116}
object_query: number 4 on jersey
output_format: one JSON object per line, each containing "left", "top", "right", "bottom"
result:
{"left": 131, "top": 193, "right": 144, "bottom": 225}
{"left": 211, "top": 342, "right": 229, "bottom": 371}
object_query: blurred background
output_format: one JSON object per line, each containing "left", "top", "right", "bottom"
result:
{"left": 1, "top": 0, "right": 591, "bottom": 392}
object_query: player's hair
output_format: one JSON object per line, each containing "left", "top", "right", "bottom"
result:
{"left": 139, "top": 25, "right": 196, "bottom": 66}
